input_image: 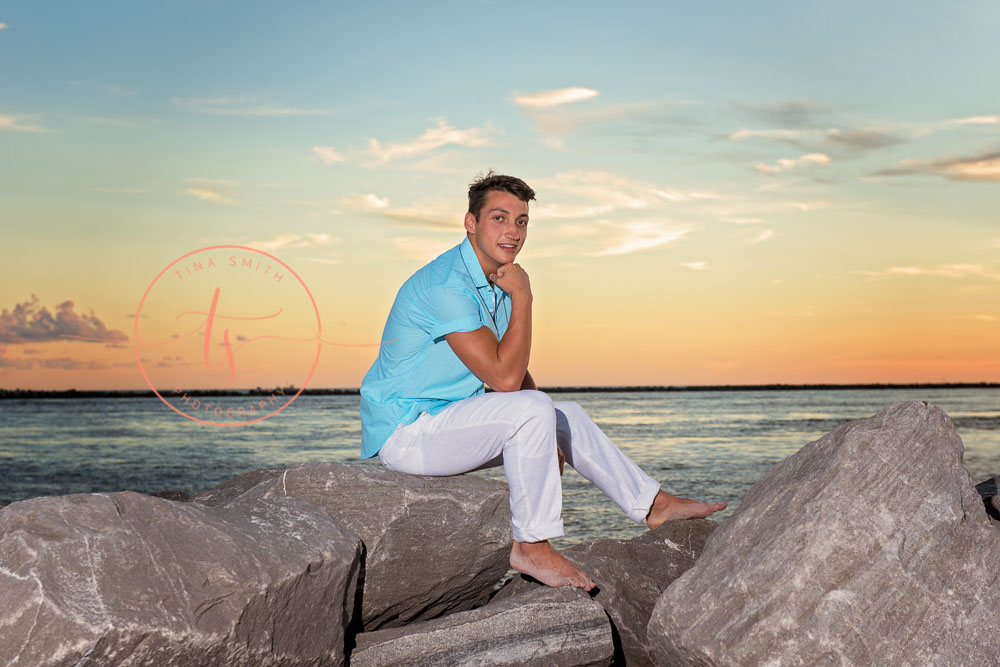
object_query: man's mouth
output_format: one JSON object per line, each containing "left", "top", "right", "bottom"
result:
{"left": 499, "top": 243, "right": 517, "bottom": 250}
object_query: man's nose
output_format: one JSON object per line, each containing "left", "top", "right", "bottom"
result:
{"left": 504, "top": 222, "right": 520, "bottom": 238}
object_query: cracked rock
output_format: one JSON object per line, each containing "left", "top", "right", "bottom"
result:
{"left": 350, "top": 585, "right": 614, "bottom": 666}
{"left": 0, "top": 486, "right": 362, "bottom": 666}
{"left": 196, "top": 462, "right": 513, "bottom": 630}
{"left": 495, "top": 519, "right": 715, "bottom": 665}
{"left": 647, "top": 401, "right": 1000, "bottom": 666}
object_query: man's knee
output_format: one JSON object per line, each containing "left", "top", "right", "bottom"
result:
{"left": 504, "top": 390, "right": 556, "bottom": 434}
{"left": 509, "top": 389, "right": 554, "bottom": 414}
{"left": 553, "top": 400, "right": 587, "bottom": 420}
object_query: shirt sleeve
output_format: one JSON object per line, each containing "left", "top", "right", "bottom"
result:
{"left": 409, "top": 285, "right": 484, "bottom": 341}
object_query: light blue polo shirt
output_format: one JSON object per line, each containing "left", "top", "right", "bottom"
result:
{"left": 360, "top": 236, "right": 512, "bottom": 458}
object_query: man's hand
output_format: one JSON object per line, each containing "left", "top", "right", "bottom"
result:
{"left": 444, "top": 261, "right": 533, "bottom": 393}
{"left": 489, "top": 263, "right": 531, "bottom": 298}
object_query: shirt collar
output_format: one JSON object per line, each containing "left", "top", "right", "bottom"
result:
{"left": 460, "top": 236, "right": 491, "bottom": 289}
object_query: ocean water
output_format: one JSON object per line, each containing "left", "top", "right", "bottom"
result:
{"left": 1, "top": 388, "right": 998, "bottom": 547}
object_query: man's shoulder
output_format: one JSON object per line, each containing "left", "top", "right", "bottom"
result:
{"left": 402, "top": 240, "right": 472, "bottom": 293}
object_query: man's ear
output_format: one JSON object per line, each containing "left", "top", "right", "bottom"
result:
{"left": 463, "top": 211, "right": 477, "bottom": 235}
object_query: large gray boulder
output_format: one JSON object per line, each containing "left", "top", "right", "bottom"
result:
{"left": 350, "top": 586, "right": 614, "bottom": 666}
{"left": 0, "top": 486, "right": 362, "bottom": 666}
{"left": 648, "top": 401, "right": 1000, "bottom": 666}
{"left": 495, "top": 519, "right": 716, "bottom": 665}
{"left": 196, "top": 462, "right": 513, "bottom": 630}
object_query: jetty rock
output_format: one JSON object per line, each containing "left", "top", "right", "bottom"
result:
{"left": 351, "top": 586, "right": 615, "bottom": 666}
{"left": 647, "top": 401, "right": 1000, "bottom": 666}
{"left": 495, "top": 518, "right": 716, "bottom": 665}
{"left": 0, "top": 484, "right": 362, "bottom": 667}
{"left": 195, "top": 462, "right": 513, "bottom": 630}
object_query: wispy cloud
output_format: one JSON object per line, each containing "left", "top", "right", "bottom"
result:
{"left": 733, "top": 100, "right": 833, "bottom": 129}
{"left": 747, "top": 229, "right": 775, "bottom": 244}
{"left": 365, "top": 118, "right": 492, "bottom": 163}
{"left": 532, "top": 170, "right": 721, "bottom": 219}
{"left": 753, "top": 153, "right": 831, "bottom": 174}
{"left": 242, "top": 233, "right": 338, "bottom": 251}
{"left": 947, "top": 115, "right": 1000, "bottom": 126}
{"left": 520, "top": 97, "right": 699, "bottom": 136}
{"left": 186, "top": 187, "right": 237, "bottom": 205}
{"left": 858, "top": 264, "right": 1000, "bottom": 281}
{"left": 513, "top": 87, "right": 599, "bottom": 108}
{"left": 721, "top": 216, "right": 765, "bottom": 225}
{"left": 874, "top": 150, "right": 1000, "bottom": 182}
{"left": 728, "top": 128, "right": 815, "bottom": 142}
{"left": 727, "top": 126, "right": 911, "bottom": 153}
{"left": 340, "top": 193, "right": 462, "bottom": 231}
{"left": 680, "top": 261, "right": 709, "bottom": 270}
{"left": 0, "top": 113, "right": 48, "bottom": 133}
{"left": 590, "top": 221, "right": 690, "bottom": 256}
{"left": 783, "top": 199, "right": 829, "bottom": 211}
{"left": 0, "top": 22, "right": 7, "bottom": 30}
{"left": 0, "top": 354, "right": 136, "bottom": 371}
{"left": 312, "top": 146, "right": 345, "bottom": 164}
{"left": 184, "top": 177, "right": 240, "bottom": 205}
{"left": 173, "top": 97, "right": 327, "bottom": 117}
{"left": 0, "top": 295, "right": 129, "bottom": 344}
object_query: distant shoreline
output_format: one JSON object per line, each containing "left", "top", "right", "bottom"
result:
{"left": 2, "top": 383, "right": 999, "bottom": 399}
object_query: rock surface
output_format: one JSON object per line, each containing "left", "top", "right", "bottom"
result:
{"left": 351, "top": 586, "right": 614, "bottom": 666}
{"left": 648, "top": 401, "right": 1000, "bottom": 666}
{"left": 196, "top": 462, "right": 513, "bottom": 630}
{"left": 0, "top": 486, "right": 362, "bottom": 666}
{"left": 496, "top": 519, "right": 716, "bottom": 665}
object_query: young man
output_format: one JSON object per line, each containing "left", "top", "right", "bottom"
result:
{"left": 360, "top": 172, "right": 726, "bottom": 590}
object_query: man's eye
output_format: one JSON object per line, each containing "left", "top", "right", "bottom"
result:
{"left": 494, "top": 215, "right": 504, "bottom": 222}
{"left": 517, "top": 220, "right": 527, "bottom": 226}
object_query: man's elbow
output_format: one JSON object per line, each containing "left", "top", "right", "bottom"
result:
{"left": 489, "top": 380, "right": 522, "bottom": 393}
{"left": 489, "top": 372, "right": 526, "bottom": 393}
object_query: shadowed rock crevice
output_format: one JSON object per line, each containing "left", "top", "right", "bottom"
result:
{"left": 976, "top": 475, "right": 1000, "bottom": 521}
{"left": 495, "top": 517, "right": 715, "bottom": 665}
{"left": 194, "top": 462, "right": 513, "bottom": 630}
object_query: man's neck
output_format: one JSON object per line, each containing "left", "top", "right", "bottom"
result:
{"left": 467, "top": 233, "right": 501, "bottom": 283}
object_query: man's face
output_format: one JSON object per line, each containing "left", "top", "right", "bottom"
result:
{"left": 464, "top": 190, "right": 529, "bottom": 277}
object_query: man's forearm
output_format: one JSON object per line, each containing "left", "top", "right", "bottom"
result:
{"left": 495, "top": 292, "right": 532, "bottom": 391}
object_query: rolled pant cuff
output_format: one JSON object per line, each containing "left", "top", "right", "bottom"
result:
{"left": 626, "top": 480, "right": 662, "bottom": 524}
{"left": 512, "top": 519, "right": 564, "bottom": 543}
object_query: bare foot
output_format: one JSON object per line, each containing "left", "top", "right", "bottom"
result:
{"left": 646, "top": 490, "right": 728, "bottom": 529}
{"left": 509, "top": 540, "right": 595, "bottom": 591}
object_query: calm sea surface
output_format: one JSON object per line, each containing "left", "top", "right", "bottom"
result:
{"left": 1, "top": 388, "right": 998, "bottom": 546}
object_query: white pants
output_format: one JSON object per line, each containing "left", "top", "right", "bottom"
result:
{"left": 378, "top": 390, "right": 661, "bottom": 543}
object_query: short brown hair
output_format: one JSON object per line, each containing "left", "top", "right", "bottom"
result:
{"left": 467, "top": 170, "right": 536, "bottom": 220}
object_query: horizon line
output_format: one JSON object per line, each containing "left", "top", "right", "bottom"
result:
{"left": 2, "top": 381, "right": 1000, "bottom": 399}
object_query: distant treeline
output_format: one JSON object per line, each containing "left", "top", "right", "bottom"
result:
{"left": 2, "top": 383, "right": 999, "bottom": 400}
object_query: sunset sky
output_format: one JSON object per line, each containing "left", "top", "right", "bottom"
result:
{"left": 2, "top": 1, "right": 998, "bottom": 391}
